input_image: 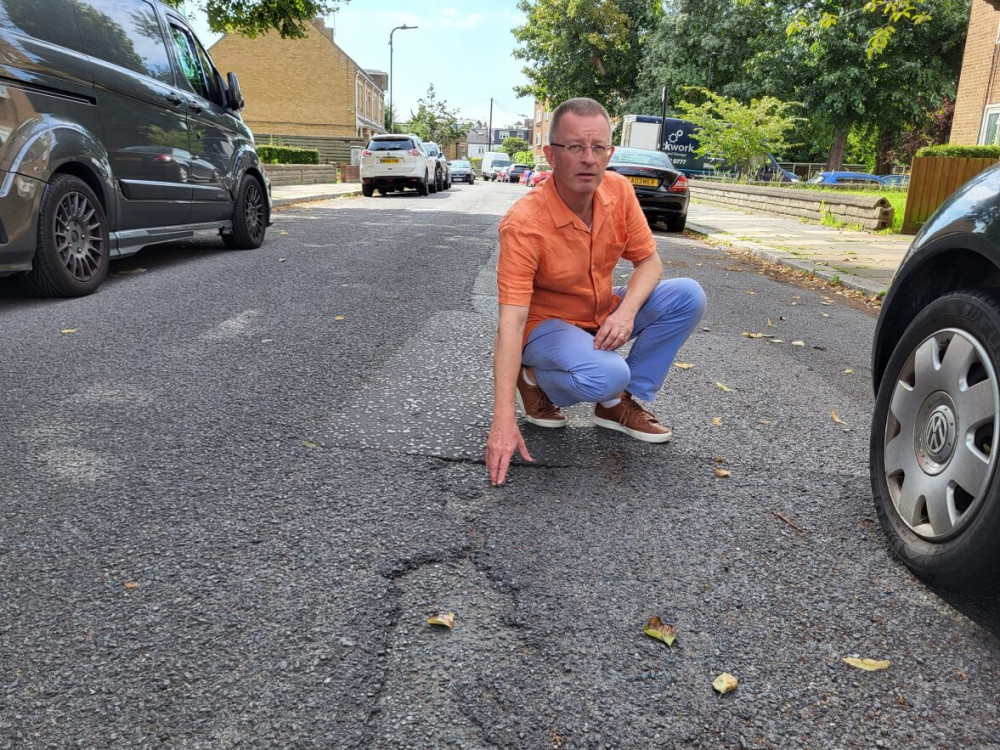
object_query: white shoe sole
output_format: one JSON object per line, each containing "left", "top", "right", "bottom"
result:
{"left": 594, "top": 416, "right": 673, "bottom": 443}
{"left": 515, "top": 389, "right": 567, "bottom": 428}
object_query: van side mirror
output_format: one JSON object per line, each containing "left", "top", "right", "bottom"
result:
{"left": 226, "top": 72, "right": 245, "bottom": 111}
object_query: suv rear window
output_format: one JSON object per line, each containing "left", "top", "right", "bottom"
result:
{"left": 368, "top": 139, "right": 416, "bottom": 151}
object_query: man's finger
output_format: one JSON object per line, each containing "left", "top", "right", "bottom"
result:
{"left": 492, "top": 454, "right": 510, "bottom": 486}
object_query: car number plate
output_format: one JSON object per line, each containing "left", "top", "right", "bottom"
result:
{"left": 628, "top": 176, "right": 659, "bottom": 187}
{"left": 380, "top": 157, "right": 400, "bottom": 163}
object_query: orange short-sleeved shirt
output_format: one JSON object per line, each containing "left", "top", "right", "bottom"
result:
{"left": 497, "top": 170, "right": 656, "bottom": 346}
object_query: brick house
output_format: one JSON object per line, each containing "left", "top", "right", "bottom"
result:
{"left": 951, "top": 0, "right": 1000, "bottom": 145}
{"left": 208, "top": 18, "right": 385, "bottom": 162}
{"left": 532, "top": 99, "right": 552, "bottom": 161}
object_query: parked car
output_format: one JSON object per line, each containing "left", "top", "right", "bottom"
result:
{"left": 870, "top": 162, "right": 1000, "bottom": 592}
{"left": 808, "top": 171, "right": 886, "bottom": 186}
{"left": 481, "top": 151, "right": 511, "bottom": 181}
{"left": 424, "top": 141, "right": 451, "bottom": 192}
{"left": 528, "top": 163, "right": 552, "bottom": 187}
{"left": 605, "top": 146, "right": 689, "bottom": 232}
{"left": 449, "top": 160, "right": 475, "bottom": 184}
{"left": 360, "top": 134, "right": 437, "bottom": 196}
{"left": 495, "top": 166, "right": 511, "bottom": 182}
{"left": 0, "top": 0, "right": 270, "bottom": 298}
{"left": 507, "top": 164, "right": 531, "bottom": 183}
{"left": 879, "top": 174, "right": 911, "bottom": 188}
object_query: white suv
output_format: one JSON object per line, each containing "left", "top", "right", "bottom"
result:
{"left": 360, "top": 134, "right": 437, "bottom": 197}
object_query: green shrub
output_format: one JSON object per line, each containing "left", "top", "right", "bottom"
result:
{"left": 257, "top": 145, "right": 320, "bottom": 164}
{"left": 470, "top": 157, "right": 482, "bottom": 171}
{"left": 513, "top": 150, "right": 535, "bottom": 167}
{"left": 916, "top": 144, "right": 1000, "bottom": 159}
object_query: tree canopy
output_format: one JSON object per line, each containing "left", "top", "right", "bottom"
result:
{"left": 404, "top": 85, "right": 469, "bottom": 147}
{"left": 166, "top": 0, "right": 343, "bottom": 39}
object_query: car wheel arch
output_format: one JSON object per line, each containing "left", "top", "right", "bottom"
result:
{"left": 873, "top": 241, "right": 1000, "bottom": 394}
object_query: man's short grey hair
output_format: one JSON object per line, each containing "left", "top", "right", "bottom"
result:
{"left": 548, "top": 98, "right": 612, "bottom": 144}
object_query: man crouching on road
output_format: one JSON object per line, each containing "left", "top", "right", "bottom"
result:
{"left": 485, "top": 97, "right": 707, "bottom": 486}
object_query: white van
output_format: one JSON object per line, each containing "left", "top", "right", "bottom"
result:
{"left": 481, "top": 151, "right": 511, "bottom": 181}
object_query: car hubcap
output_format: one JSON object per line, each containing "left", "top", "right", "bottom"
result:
{"left": 883, "top": 328, "right": 999, "bottom": 540}
{"left": 55, "top": 191, "right": 104, "bottom": 281}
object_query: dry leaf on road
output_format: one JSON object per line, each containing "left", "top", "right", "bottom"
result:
{"left": 791, "top": 340, "right": 805, "bottom": 347}
{"left": 712, "top": 673, "right": 738, "bottom": 694}
{"left": 714, "top": 468, "right": 731, "bottom": 478}
{"left": 428, "top": 612, "right": 455, "bottom": 628}
{"left": 302, "top": 439, "right": 321, "bottom": 449}
{"left": 712, "top": 417, "right": 723, "bottom": 427}
{"left": 124, "top": 581, "right": 141, "bottom": 590}
{"left": 60, "top": 328, "right": 79, "bottom": 334}
{"left": 715, "top": 382, "right": 732, "bottom": 392}
{"left": 674, "top": 362, "right": 694, "bottom": 369}
{"left": 843, "top": 657, "right": 890, "bottom": 671}
{"left": 844, "top": 368, "right": 854, "bottom": 374}
{"left": 831, "top": 411, "right": 848, "bottom": 426}
{"left": 742, "top": 332, "right": 765, "bottom": 339}
{"left": 643, "top": 616, "right": 677, "bottom": 647}
{"left": 334, "top": 315, "right": 346, "bottom": 321}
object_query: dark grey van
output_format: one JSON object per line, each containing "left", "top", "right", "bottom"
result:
{"left": 0, "top": 0, "right": 270, "bottom": 297}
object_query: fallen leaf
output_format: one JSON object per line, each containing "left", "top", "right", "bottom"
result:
{"left": 302, "top": 439, "right": 321, "bottom": 449}
{"left": 713, "top": 455, "right": 726, "bottom": 463}
{"left": 771, "top": 339, "right": 784, "bottom": 344}
{"left": 674, "top": 362, "right": 694, "bottom": 369}
{"left": 831, "top": 411, "right": 848, "bottom": 426}
{"left": 843, "top": 657, "right": 890, "bottom": 671}
{"left": 60, "top": 328, "right": 79, "bottom": 334}
{"left": 779, "top": 315, "right": 788, "bottom": 321}
{"left": 767, "top": 318, "right": 775, "bottom": 327}
{"left": 897, "top": 695, "right": 907, "bottom": 706}
{"left": 760, "top": 419, "right": 772, "bottom": 425}
{"left": 821, "top": 313, "right": 830, "bottom": 318}
{"left": 643, "top": 616, "right": 677, "bottom": 646}
{"left": 278, "top": 258, "right": 287, "bottom": 263}
{"left": 742, "top": 332, "right": 765, "bottom": 339}
{"left": 791, "top": 340, "right": 805, "bottom": 347}
{"left": 821, "top": 301, "right": 833, "bottom": 306}
{"left": 715, "top": 382, "right": 731, "bottom": 392}
{"left": 746, "top": 290, "right": 756, "bottom": 295}
{"left": 774, "top": 511, "right": 804, "bottom": 534}
{"left": 711, "top": 417, "right": 723, "bottom": 427}
{"left": 713, "top": 673, "right": 738, "bottom": 694}
{"left": 124, "top": 581, "right": 141, "bottom": 590}
{"left": 714, "top": 468, "right": 731, "bottom": 478}
{"left": 701, "top": 327, "right": 711, "bottom": 332}
{"left": 334, "top": 315, "right": 346, "bottom": 321}
{"left": 280, "top": 230, "right": 289, "bottom": 236}
{"left": 953, "top": 669, "right": 967, "bottom": 680}
{"left": 428, "top": 612, "right": 455, "bottom": 628}
{"left": 844, "top": 368, "right": 854, "bottom": 374}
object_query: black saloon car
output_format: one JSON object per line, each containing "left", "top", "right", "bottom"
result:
{"left": 606, "top": 147, "right": 689, "bottom": 232}
{"left": 870, "top": 162, "right": 1000, "bottom": 592}
{"left": 507, "top": 164, "right": 531, "bottom": 183}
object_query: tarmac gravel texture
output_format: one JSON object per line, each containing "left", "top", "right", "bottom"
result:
{"left": 1, "top": 182, "right": 998, "bottom": 749}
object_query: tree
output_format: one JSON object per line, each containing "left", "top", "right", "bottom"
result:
{"left": 511, "top": 0, "right": 663, "bottom": 117}
{"left": 676, "top": 89, "right": 801, "bottom": 176}
{"left": 406, "top": 85, "right": 469, "bottom": 148}
{"left": 167, "top": 0, "right": 343, "bottom": 39}
{"left": 501, "top": 136, "right": 531, "bottom": 158}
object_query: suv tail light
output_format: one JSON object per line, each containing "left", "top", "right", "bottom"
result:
{"left": 669, "top": 174, "right": 689, "bottom": 194}
{"left": 362, "top": 149, "right": 372, "bottom": 157}
{"left": 408, "top": 149, "right": 420, "bottom": 156}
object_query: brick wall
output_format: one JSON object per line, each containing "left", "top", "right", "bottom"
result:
{"left": 208, "top": 19, "right": 384, "bottom": 141}
{"left": 952, "top": 1, "right": 1000, "bottom": 145}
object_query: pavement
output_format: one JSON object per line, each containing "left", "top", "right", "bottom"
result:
{"left": 270, "top": 182, "right": 912, "bottom": 296}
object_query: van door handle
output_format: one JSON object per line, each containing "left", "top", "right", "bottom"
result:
{"left": 165, "top": 93, "right": 183, "bottom": 107}
{"left": 187, "top": 101, "right": 204, "bottom": 114}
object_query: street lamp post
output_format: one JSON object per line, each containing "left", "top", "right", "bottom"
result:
{"left": 388, "top": 24, "right": 417, "bottom": 132}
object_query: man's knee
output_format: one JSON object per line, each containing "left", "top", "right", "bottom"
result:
{"left": 573, "top": 357, "right": 630, "bottom": 402}
{"left": 651, "top": 278, "right": 707, "bottom": 319}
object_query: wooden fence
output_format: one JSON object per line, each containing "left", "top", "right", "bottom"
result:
{"left": 902, "top": 156, "right": 1000, "bottom": 234}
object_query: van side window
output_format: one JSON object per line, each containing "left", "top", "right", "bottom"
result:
{"left": 0, "top": 0, "right": 84, "bottom": 51}
{"left": 76, "top": 0, "right": 174, "bottom": 84}
{"left": 169, "top": 24, "right": 214, "bottom": 102}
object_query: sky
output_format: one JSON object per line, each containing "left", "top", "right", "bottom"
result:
{"left": 184, "top": 0, "right": 536, "bottom": 128}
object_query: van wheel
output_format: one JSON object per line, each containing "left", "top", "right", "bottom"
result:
{"left": 23, "top": 174, "right": 109, "bottom": 298}
{"left": 223, "top": 174, "right": 266, "bottom": 249}
{"left": 362, "top": 184, "right": 374, "bottom": 197}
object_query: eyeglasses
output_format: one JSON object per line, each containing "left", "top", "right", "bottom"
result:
{"left": 549, "top": 142, "right": 612, "bottom": 157}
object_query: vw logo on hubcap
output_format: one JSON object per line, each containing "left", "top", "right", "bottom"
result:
{"left": 919, "top": 402, "right": 957, "bottom": 471}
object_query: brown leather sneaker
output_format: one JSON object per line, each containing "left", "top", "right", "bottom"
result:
{"left": 594, "top": 393, "right": 672, "bottom": 443}
{"left": 516, "top": 368, "right": 568, "bottom": 428}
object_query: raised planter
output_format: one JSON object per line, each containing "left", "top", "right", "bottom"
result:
{"left": 689, "top": 180, "right": 894, "bottom": 231}
{"left": 263, "top": 164, "right": 341, "bottom": 187}
{"left": 901, "top": 155, "right": 1000, "bottom": 234}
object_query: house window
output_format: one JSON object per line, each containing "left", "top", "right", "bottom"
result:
{"left": 980, "top": 105, "right": 1000, "bottom": 145}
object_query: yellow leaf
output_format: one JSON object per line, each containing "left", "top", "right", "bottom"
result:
{"left": 711, "top": 417, "right": 723, "bottom": 427}
{"left": 674, "top": 362, "right": 694, "bottom": 369}
{"left": 302, "top": 439, "right": 321, "bottom": 449}
{"left": 334, "top": 315, "right": 346, "bottom": 321}
{"left": 843, "top": 657, "right": 890, "bottom": 671}
{"left": 746, "top": 290, "right": 756, "bottom": 295}
{"left": 821, "top": 313, "right": 830, "bottom": 318}
{"left": 831, "top": 411, "right": 848, "bottom": 426}
{"left": 760, "top": 419, "right": 772, "bottom": 425}
{"left": 767, "top": 318, "right": 775, "bottom": 327}
{"left": 643, "top": 615, "right": 677, "bottom": 646}
{"left": 715, "top": 382, "right": 731, "bottom": 392}
{"left": 742, "top": 331, "right": 764, "bottom": 339}
{"left": 60, "top": 328, "right": 79, "bottom": 334}
{"left": 844, "top": 368, "right": 854, "bottom": 374}
{"left": 712, "top": 672, "right": 738, "bottom": 694}
{"left": 428, "top": 612, "right": 455, "bottom": 628}
{"left": 714, "top": 468, "right": 731, "bottom": 478}
{"left": 771, "top": 339, "right": 784, "bottom": 344}
{"left": 280, "top": 230, "right": 289, "bottom": 236}
{"left": 791, "top": 340, "right": 805, "bottom": 347}
{"left": 124, "top": 581, "right": 141, "bottom": 590}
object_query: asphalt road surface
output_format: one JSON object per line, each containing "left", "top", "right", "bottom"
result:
{"left": 1, "top": 182, "right": 998, "bottom": 749}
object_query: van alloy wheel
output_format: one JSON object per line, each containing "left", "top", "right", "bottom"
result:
{"left": 223, "top": 175, "right": 266, "bottom": 249}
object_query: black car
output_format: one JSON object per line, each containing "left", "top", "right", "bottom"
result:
{"left": 605, "top": 147, "right": 689, "bottom": 232}
{"left": 507, "top": 164, "right": 531, "bottom": 183}
{"left": 870, "top": 162, "right": 1000, "bottom": 592}
{"left": 448, "top": 159, "right": 475, "bottom": 184}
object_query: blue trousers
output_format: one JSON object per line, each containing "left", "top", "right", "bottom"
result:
{"left": 522, "top": 278, "right": 706, "bottom": 407}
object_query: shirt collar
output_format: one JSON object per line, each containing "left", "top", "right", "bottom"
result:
{"left": 541, "top": 172, "right": 612, "bottom": 230}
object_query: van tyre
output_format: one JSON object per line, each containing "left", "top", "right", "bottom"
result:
{"left": 362, "top": 184, "right": 374, "bottom": 197}
{"left": 223, "top": 174, "right": 267, "bottom": 249}
{"left": 870, "top": 290, "right": 1000, "bottom": 592}
{"left": 24, "top": 174, "right": 109, "bottom": 297}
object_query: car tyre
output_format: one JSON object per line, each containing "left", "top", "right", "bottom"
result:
{"left": 666, "top": 214, "right": 687, "bottom": 232}
{"left": 362, "top": 184, "right": 375, "bottom": 197}
{"left": 870, "top": 289, "right": 1000, "bottom": 592}
{"left": 418, "top": 174, "right": 429, "bottom": 196}
{"left": 223, "top": 174, "right": 267, "bottom": 249}
{"left": 23, "top": 174, "right": 109, "bottom": 297}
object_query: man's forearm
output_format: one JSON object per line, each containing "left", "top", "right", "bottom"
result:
{"left": 618, "top": 254, "right": 663, "bottom": 317}
{"left": 493, "top": 306, "right": 529, "bottom": 419}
